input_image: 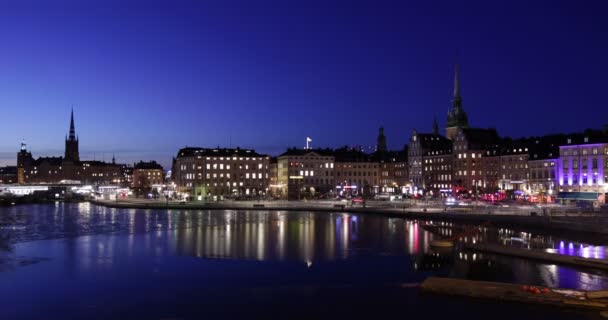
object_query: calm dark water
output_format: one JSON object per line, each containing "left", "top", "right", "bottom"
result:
{"left": 0, "top": 203, "right": 606, "bottom": 319}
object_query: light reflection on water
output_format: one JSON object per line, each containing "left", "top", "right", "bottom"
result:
{"left": 1, "top": 203, "right": 608, "bottom": 291}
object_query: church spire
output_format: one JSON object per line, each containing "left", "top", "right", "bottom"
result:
{"left": 453, "top": 64, "right": 460, "bottom": 99}
{"left": 376, "top": 127, "right": 387, "bottom": 153}
{"left": 112, "top": 153, "right": 116, "bottom": 164}
{"left": 65, "top": 109, "right": 80, "bottom": 162}
{"left": 69, "top": 107, "right": 76, "bottom": 141}
{"left": 446, "top": 64, "right": 469, "bottom": 140}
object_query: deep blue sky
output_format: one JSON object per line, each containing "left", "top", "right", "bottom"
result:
{"left": 1, "top": 0, "right": 607, "bottom": 168}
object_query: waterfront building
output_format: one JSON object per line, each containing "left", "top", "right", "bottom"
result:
{"left": 376, "top": 148, "right": 409, "bottom": 194}
{"left": 17, "top": 111, "right": 127, "bottom": 186}
{"left": 172, "top": 147, "right": 270, "bottom": 199}
{"left": 557, "top": 132, "right": 608, "bottom": 205}
{"left": 0, "top": 166, "right": 17, "bottom": 184}
{"left": 370, "top": 127, "right": 409, "bottom": 194}
{"left": 515, "top": 134, "right": 572, "bottom": 202}
{"left": 277, "top": 148, "right": 334, "bottom": 200}
{"left": 268, "top": 157, "right": 279, "bottom": 196}
{"left": 333, "top": 147, "right": 378, "bottom": 196}
{"left": 452, "top": 127, "right": 501, "bottom": 195}
{"left": 133, "top": 161, "right": 164, "bottom": 188}
{"left": 496, "top": 139, "right": 530, "bottom": 194}
{"left": 408, "top": 127, "right": 452, "bottom": 195}
{"left": 481, "top": 146, "right": 501, "bottom": 195}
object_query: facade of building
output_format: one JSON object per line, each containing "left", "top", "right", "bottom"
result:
{"left": 527, "top": 137, "right": 561, "bottom": 202}
{"left": 496, "top": 141, "right": 530, "bottom": 193}
{"left": 408, "top": 129, "right": 452, "bottom": 195}
{"left": 277, "top": 149, "right": 334, "bottom": 200}
{"left": 452, "top": 127, "right": 501, "bottom": 195}
{"left": 268, "top": 157, "right": 279, "bottom": 196}
{"left": 17, "top": 111, "right": 127, "bottom": 186}
{"left": 0, "top": 166, "right": 17, "bottom": 184}
{"left": 133, "top": 161, "right": 164, "bottom": 188}
{"left": 528, "top": 157, "right": 557, "bottom": 202}
{"left": 481, "top": 147, "right": 501, "bottom": 194}
{"left": 333, "top": 147, "right": 378, "bottom": 196}
{"left": 557, "top": 135, "right": 608, "bottom": 204}
{"left": 377, "top": 150, "right": 409, "bottom": 194}
{"left": 172, "top": 147, "right": 270, "bottom": 199}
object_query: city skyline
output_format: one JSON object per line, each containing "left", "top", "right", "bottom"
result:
{"left": 2, "top": 0, "right": 608, "bottom": 168}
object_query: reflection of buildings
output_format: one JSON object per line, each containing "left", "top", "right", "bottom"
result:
{"left": 17, "top": 111, "right": 130, "bottom": 186}
{"left": 412, "top": 252, "right": 454, "bottom": 271}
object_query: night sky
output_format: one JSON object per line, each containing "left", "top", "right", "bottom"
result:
{"left": 1, "top": 0, "right": 607, "bottom": 168}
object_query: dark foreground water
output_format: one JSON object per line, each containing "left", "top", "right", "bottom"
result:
{"left": 0, "top": 203, "right": 607, "bottom": 319}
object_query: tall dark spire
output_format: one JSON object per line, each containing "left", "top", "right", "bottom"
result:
{"left": 69, "top": 108, "right": 76, "bottom": 140}
{"left": 453, "top": 64, "right": 460, "bottom": 99}
{"left": 432, "top": 116, "right": 439, "bottom": 135}
{"left": 376, "top": 127, "right": 387, "bottom": 153}
{"left": 446, "top": 64, "right": 468, "bottom": 128}
{"left": 65, "top": 109, "right": 80, "bottom": 162}
{"left": 112, "top": 153, "right": 116, "bottom": 164}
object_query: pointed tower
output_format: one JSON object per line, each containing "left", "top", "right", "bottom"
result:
{"left": 376, "top": 127, "right": 387, "bottom": 153}
{"left": 112, "top": 153, "right": 116, "bottom": 165}
{"left": 65, "top": 109, "right": 80, "bottom": 162}
{"left": 17, "top": 139, "right": 33, "bottom": 184}
{"left": 432, "top": 116, "right": 439, "bottom": 135}
{"left": 446, "top": 64, "right": 469, "bottom": 140}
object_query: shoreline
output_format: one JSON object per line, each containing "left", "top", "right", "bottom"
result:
{"left": 89, "top": 199, "right": 608, "bottom": 238}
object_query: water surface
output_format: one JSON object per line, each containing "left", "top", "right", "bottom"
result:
{"left": 0, "top": 203, "right": 606, "bottom": 319}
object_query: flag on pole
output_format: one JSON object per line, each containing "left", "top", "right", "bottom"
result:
{"left": 306, "top": 137, "right": 312, "bottom": 149}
